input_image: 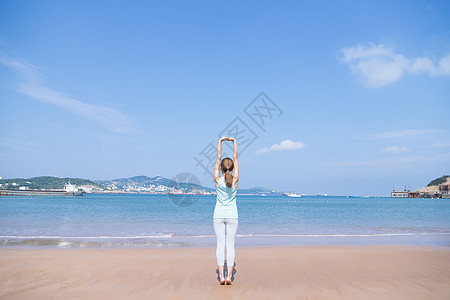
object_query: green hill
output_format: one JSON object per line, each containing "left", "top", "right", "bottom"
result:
{"left": 427, "top": 175, "right": 450, "bottom": 187}
{"left": 0, "top": 176, "right": 103, "bottom": 190}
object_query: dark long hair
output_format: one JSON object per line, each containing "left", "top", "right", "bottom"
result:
{"left": 220, "top": 158, "right": 234, "bottom": 188}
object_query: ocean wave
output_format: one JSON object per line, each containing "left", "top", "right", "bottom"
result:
{"left": 234, "top": 233, "right": 450, "bottom": 237}
{"left": 1, "top": 232, "right": 449, "bottom": 240}
{"left": 0, "top": 235, "right": 174, "bottom": 239}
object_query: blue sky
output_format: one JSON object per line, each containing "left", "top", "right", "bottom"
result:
{"left": 0, "top": 0, "right": 449, "bottom": 196}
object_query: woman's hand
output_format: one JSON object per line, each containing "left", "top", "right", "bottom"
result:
{"left": 220, "top": 136, "right": 235, "bottom": 142}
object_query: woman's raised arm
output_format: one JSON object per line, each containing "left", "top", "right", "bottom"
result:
{"left": 214, "top": 136, "right": 227, "bottom": 186}
{"left": 230, "top": 138, "right": 239, "bottom": 188}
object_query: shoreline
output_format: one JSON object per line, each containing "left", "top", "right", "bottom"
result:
{"left": 1, "top": 232, "right": 449, "bottom": 249}
{"left": 1, "top": 245, "right": 449, "bottom": 300}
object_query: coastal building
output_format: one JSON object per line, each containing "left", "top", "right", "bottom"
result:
{"left": 392, "top": 187, "right": 447, "bottom": 198}
{"left": 391, "top": 190, "right": 409, "bottom": 198}
{"left": 391, "top": 186, "right": 421, "bottom": 198}
{"left": 407, "top": 191, "right": 420, "bottom": 198}
{"left": 439, "top": 184, "right": 449, "bottom": 195}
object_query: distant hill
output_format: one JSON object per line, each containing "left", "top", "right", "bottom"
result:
{"left": 0, "top": 176, "right": 103, "bottom": 190}
{"left": 0, "top": 175, "right": 285, "bottom": 195}
{"left": 97, "top": 175, "right": 282, "bottom": 195}
{"left": 419, "top": 175, "right": 450, "bottom": 194}
{"left": 97, "top": 175, "right": 213, "bottom": 193}
{"left": 427, "top": 175, "right": 450, "bottom": 187}
{"left": 238, "top": 186, "right": 278, "bottom": 195}
{"left": 98, "top": 175, "right": 176, "bottom": 190}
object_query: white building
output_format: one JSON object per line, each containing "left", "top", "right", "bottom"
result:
{"left": 391, "top": 191, "right": 409, "bottom": 198}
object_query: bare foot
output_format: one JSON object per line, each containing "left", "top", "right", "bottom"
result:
{"left": 226, "top": 278, "right": 233, "bottom": 285}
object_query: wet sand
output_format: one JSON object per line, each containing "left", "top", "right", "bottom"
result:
{"left": 1, "top": 245, "right": 449, "bottom": 300}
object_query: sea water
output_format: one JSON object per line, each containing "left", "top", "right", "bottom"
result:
{"left": 0, "top": 194, "right": 449, "bottom": 248}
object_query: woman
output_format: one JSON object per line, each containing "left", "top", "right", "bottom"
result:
{"left": 213, "top": 135, "right": 239, "bottom": 285}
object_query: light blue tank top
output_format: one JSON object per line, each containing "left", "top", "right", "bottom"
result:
{"left": 213, "top": 176, "right": 238, "bottom": 219}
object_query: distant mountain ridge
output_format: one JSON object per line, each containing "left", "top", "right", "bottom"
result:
{"left": 427, "top": 175, "right": 450, "bottom": 187}
{"left": 0, "top": 176, "right": 102, "bottom": 190}
{"left": 419, "top": 175, "right": 450, "bottom": 194}
{"left": 97, "top": 175, "right": 282, "bottom": 195}
{"left": 0, "top": 175, "right": 283, "bottom": 195}
{"left": 97, "top": 175, "right": 213, "bottom": 194}
{"left": 98, "top": 175, "right": 179, "bottom": 190}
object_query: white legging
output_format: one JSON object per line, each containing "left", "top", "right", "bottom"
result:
{"left": 213, "top": 218, "right": 238, "bottom": 266}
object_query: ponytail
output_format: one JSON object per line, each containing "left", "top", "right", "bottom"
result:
{"left": 224, "top": 170, "right": 233, "bottom": 188}
{"left": 220, "top": 157, "right": 234, "bottom": 188}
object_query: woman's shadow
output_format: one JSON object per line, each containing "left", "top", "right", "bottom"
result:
{"left": 216, "top": 260, "right": 237, "bottom": 283}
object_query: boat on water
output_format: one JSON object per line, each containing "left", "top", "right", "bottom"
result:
{"left": 0, "top": 182, "right": 83, "bottom": 196}
{"left": 282, "top": 192, "right": 302, "bottom": 198}
{"left": 317, "top": 193, "right": 329, "bottom": 196}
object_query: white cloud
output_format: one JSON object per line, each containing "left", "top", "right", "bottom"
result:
{"left": 0, "top": 56, "right": 136, "bottom": 134}
{"left": 410, "top": 55, "right": 450, "bottom": 76}
{"left": 368, "top": 129, "right": 439, "bottom": 139}
{"left": 341, "top": 43, "right": 450, "bottom": 88}
{"left": 379, "top": 146, "right": 410, "bottom": 154}
{"left": 256, "top": 139, "right": 305, "bottom": 155}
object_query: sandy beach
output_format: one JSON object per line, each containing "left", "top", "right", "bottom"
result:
{"left": 0, "top": 245, "right": 449, "bottom": 300}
